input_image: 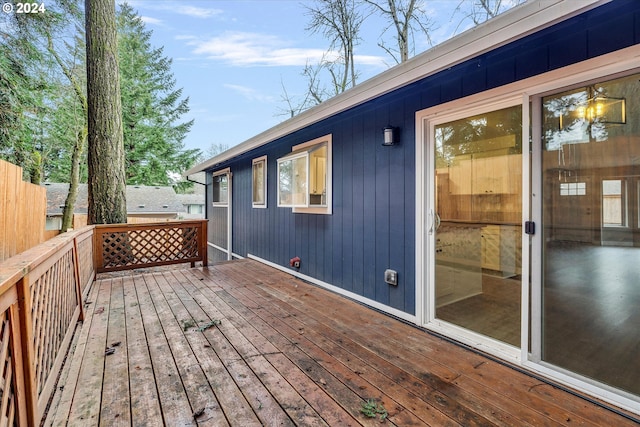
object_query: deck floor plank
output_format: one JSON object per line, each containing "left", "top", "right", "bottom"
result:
{"left": 132, "top": 274, "right": 195, "bottom": 426}
{"left": 122, "top": 274, "right": 164, "bottom": 427}
{"left": 176, "top": 269, "right": 368, "bottom": 426}
{"left": 45, "top": 259, "right": 640, "bottom": 426}
{"left": 99, "top": 276, "right": 130, "bottom": 426}
{"left": 145, "top": 272, "right": 228, "bottom": 426}
{"left": 166, "top": 270, "right": 296, "bottom": 426}
{"left": 157, "top": 274, "right": 262, "bottom": 427}
{"left": 66, "top": 276, "right": 112, "bottom": 425}
{"left": 168, "top": 270, "right": 327, "bottom": 426}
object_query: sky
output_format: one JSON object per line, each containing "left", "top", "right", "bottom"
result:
{"left": 119, "top": 0, "right": 511, "bottom": 157}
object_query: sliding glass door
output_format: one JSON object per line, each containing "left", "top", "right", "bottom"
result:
{"left": 540, "top": 72, "right": 640, "bottom": 395}
{"left": 429, "top": 103, "right": 523, "bottom": 349}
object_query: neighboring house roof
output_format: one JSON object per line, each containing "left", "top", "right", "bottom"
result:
{"left": 184, "top": 0, "right": 602, "bottom": 176}
{"left": 176, "top": 193, "right": 205, "bottom": 206}
{"left": 43, "top": 183, "right": 186, "bottom": 216}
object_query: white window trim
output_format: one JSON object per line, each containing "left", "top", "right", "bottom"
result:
{"left": 278, "top": 134, "right": 332, "bottom": 215}
{"left": 212, "top": 168, "right": 230, "bottom": 206}
{"left": 252, "top": 156, "right": 268, "bottom": 208}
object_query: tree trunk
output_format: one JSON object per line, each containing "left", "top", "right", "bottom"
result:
{"left": 85, "top": 0, "right": 127, "bottom": 224}
{"left": 61, "top": 128, "right": 86, "bottom": 232}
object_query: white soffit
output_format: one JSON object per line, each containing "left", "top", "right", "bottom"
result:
{"left": 186, "top": 0, "right": 607, "bottom": 175}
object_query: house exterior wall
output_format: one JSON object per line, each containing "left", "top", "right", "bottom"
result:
{"left": 206, "top": 0, "right": 640, "bottom": 316}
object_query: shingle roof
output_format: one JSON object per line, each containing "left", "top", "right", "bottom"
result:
{"left": 43, "top": 183, "right": 185, "bottom": 215}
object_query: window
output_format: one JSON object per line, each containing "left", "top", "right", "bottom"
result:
{"left": 560, "top": 182, "right": 586, "bottom": 196}
{"left": 212, "top": 170, "right": 229, "bottom": 205}
{"left": 602, "top": 179, "right": 625, "bottom": 226}
{"left": 277, "top": 134, "right": 332, "bottom": 214}
{"left": 252, "top": 156, "right": 267, "bottom": 208}
{"left": 188, "top": 204, "right": 204, "bottom": 214}
{"left": 46, "top": 216, "right": 62, "bottom": 231}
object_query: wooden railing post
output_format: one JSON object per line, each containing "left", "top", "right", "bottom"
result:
{"left": 72, "top": 236, "right": 85, "bottom": 322}
{"left": 16, "top": 275, "right": 38, "bottom": 426}
{"left": 9, "top": 302, "right": 29, "bottom": 426}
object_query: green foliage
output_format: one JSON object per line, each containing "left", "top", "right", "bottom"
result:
{"left": 360, "top": 398, "right": 388, "bottom": 421}
{"left": 1, "top": 0, "right": 86, "bottom": 184}
{"left": 117, "top": 3, "right": 200, "bottom": 187}
{"left": 0, "top": 30, "right": 47, "bottom": 177}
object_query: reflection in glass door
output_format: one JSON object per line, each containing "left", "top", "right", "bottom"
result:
{"left": 541, "top": 73, "right": 640, "bottom": 396}
{"left": 432, "top": 105, "right": 523, "bottom": 347}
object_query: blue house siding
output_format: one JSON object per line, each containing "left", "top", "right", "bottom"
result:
{"left": 206, "top": 0, "right": 640, "bottom": 317}
{"left": 222, "top": 103, "right": 417, "bottom": 314}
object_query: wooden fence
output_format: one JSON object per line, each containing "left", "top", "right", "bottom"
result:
{"left": 0, "top": 219, "right": 207, "bottom": 425}
{"left": 0, "top": 160, "right": 48, "bottom": 262}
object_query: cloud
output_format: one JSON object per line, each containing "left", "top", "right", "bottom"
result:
{"left": 140, "top": 16, "right": 163, "bottom": 26}
{"left": 124, "top": 1, "right": 222, "bottom": 19}
{"left": 184, "top": 31, "right": 324, "bottom": 67}
{"left": 183, "top": 31, "right": 387, "bottom": 68}
{"left": 223, "top": 84, "right": 275, "bottom": 103}
{"left": 175, "top": 5, "right": 222, "bottom": 18}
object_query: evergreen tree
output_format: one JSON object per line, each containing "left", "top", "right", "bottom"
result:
{"left": 0, "top": 27, "right": 49, "bottom": 178}
{"left": 117, "top": 3, "right": 199, "bottom": 187}
{"left": 86, "top": 0, "right": 127, "bottom": 224}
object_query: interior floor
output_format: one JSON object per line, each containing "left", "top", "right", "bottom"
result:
{"left": 437, "top": 274, "right": 521, "bottom": 347}
{"left": 436, "top": 241, "right": 640, "bottom": 396}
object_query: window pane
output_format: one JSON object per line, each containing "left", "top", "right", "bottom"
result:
{"left": 433, "top": 104, "right": 522, "bottom": 347}
{"left": 213, "top": 174, "right": 228, "bottom": 204}
{"left": 253, "top": 160, "right": 265, "bottom": 205}
{"left": 309, "top": 144, "right": 327, "bottom": 206}
{"left": 541, "top": 72, "right": 640, "bottom": 396}
{"left": 602, "top": 179, "right": 623, "bottom": 226}
{"left": 278, "top": 155, "right": 307, "bottom": 206}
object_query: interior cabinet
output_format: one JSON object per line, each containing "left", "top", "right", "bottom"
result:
{"left": 448, "top": 154, "right": 521, "bottom": 195}
{"left": 481, "top": 225, "right": 520, "bottom": 276}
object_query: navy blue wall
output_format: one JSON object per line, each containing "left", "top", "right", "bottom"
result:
{"left": 207, "top": 0, "right": 640, "bottom": 315}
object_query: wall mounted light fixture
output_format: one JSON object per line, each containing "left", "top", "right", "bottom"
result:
{"left": 383, "top": 125, "right": 396, "bottom": 146}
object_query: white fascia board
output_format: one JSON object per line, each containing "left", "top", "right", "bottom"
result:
{"left": 185, "top": 0, "right": 607, "bottom": 176}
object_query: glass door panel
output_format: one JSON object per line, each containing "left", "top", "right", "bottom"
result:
{"left": 433, "top": 105, "right": 522, "bottom": 347}
{"left": 541, "top": 72, "right": 640, "bottom": 395}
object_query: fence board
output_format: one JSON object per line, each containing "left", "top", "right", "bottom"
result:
{"left": 0, "top": 160, "right": 47, "bottom": 262}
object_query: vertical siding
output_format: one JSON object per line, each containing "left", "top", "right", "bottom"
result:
{"left": 208, "top": 0, "right": 640, "bottom": 316}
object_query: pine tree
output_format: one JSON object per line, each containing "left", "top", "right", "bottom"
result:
{"left": 117, "top": 3, "right": 199, "bottom": 187}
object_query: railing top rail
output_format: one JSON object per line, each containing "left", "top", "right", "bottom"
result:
{"left": 94, "top": 219, "right": 207, "bottom": 232}
{"left": 0, "top": 225, "right": 95, "bottom": 294}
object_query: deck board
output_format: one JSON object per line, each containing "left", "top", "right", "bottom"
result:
{"left": 45, "top": 259, "right": 640, "bottom": 426}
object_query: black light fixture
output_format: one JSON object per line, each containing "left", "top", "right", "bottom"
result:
{"left": 383, "top": 125, "right": 395, "bottom": 146}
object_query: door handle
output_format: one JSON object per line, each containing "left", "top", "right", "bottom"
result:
{"left": 435, "top": 211, "right": 441, "bottom": 231}
{"left": 428, "top": 210, "right": 434, "bottom": 234}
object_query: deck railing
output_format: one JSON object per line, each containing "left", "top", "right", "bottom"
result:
{"left": 94, "top": 220, "right": 208, "bottom": 273}
{"left": 0, "top": 220, "right": 207, "bottom": 426}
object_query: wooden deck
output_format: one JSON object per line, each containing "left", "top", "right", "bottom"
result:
{"left": 44, "top": 259, "right": 639, "bottom": 426}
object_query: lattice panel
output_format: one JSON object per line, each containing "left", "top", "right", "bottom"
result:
{"left": 30, "top": 248, "right": 78, "bottom": 395}
{"left": 101, "top": 226, "right": 200, "bottom": 270}
{"left": 0, "top": 311, "right": 18, "bottom": 427}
